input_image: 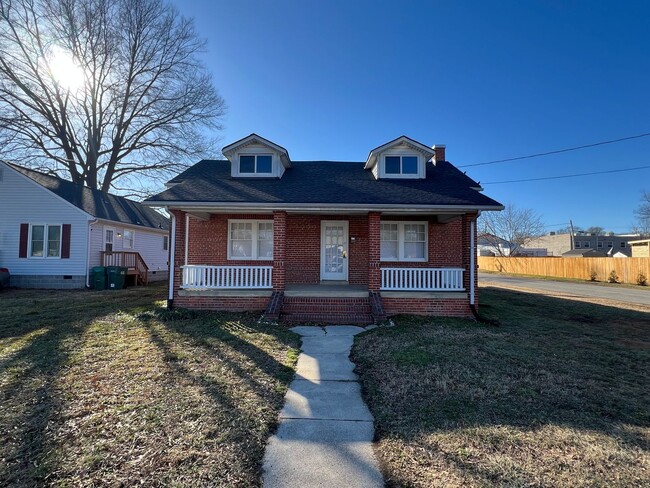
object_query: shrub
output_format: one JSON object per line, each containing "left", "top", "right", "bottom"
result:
{"left": 608, "top": 270, "right": 619, "bottom": 283}
{"left": 589, "top": 270, "right": 598, "bottom": 281}
{"left": 637, "top": 273, "right": 648, "bottom": 286}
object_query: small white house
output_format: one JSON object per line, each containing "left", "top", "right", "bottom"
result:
{"left": 0, "top": 161, "right": 169, "bottom": 289}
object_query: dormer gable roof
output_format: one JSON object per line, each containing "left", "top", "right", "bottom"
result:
{"left": 364, "top": 135, "right": 435, "bottom": 170}
{"left": 222, "top": 133, "right": 292, "bottom": 168}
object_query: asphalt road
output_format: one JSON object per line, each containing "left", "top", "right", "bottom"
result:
{"left": 479, "top": 272, "right": 650, "bottom": 308}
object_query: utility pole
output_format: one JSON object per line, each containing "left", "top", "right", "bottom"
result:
{"left": 569, "top": 219, "right": 575, "bottom": 250}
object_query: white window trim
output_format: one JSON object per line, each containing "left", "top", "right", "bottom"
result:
{"left": 28, "top": 223, "right": 62, "bottom": 259}
{"left": 227, "top": 219, "right": 274, "bottom": 261}
{"left": 380, "top": 153, "right": 423, "bottom": 179}
{"left": 123, "top": 229, "right": 135, "bottom": 249}
{"left": 380, "top": 221, "right": 428, "bottom": 262}
{"left": 239, "top": 154, "right": 274, "bottom": 176}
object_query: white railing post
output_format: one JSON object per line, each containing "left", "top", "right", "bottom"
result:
{"left": 380, "top": 267, "right": 465, "bottom": 291}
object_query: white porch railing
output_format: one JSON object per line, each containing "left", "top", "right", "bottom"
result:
{"left": 182, "top": 265, "right": 273, "bottom": 289}
{"left": 381, "top": 267, "right": 465, "bottom": 291}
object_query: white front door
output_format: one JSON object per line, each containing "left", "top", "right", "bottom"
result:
{"left": 320, "top": 221, "right": 349, "bottom": 281}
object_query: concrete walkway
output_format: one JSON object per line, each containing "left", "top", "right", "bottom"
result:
{"left": 262, "top": 325, "right": 383, "bottom": 488}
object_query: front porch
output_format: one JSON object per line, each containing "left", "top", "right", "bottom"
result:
{"left": 170, "top": 210, "right": 476, "bottom": 321}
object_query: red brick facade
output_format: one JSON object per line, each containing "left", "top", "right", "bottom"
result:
{"left": 170, "top": 210, "right": 478, "bottom": 317}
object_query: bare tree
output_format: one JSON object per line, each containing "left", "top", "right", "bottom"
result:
{"left": 585, "top": 226, "right": 605, "bottom": 235}
{"left": 478, "top": 204, "right": 545, "bottom": 256}
{"left": 633, "top": 191, "right": 650, "bottom": 235}
{"left": 0, "top": 0, "right": 225, "bottom": 195}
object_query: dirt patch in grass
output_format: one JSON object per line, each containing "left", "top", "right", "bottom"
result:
{"left": 353, "top": 288, "right": 650, "bottom": 487}
{"left": 0, "top": 285, "right": 300, "bottom": 487}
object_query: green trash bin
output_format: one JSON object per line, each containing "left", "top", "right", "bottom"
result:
{"left": 91, "top": 266, "right": 106, "bottom": 290}
{"left": 106, "top": 266, "right": 127, "bottom": 290}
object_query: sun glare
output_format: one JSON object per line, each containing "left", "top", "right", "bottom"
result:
{"left": 47, "top": 46, "right": 85, "bottom": 91}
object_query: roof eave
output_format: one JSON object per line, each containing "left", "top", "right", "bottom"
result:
{"left": 142, "top": 201, "right": 504, "bottom": 213}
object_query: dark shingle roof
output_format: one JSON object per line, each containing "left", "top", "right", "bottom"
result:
{"left": 10, "top": 164, "right": 169, "bottom": 230}
{"left": 149, "top": 159, "right": 502, "bottom": 208}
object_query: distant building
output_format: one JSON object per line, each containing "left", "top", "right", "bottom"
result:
{"left": 629, "top": 239, "right": 650, "bottom": 257}
{"left": 526, "top": 232, "right": 638, "bottom": 257}
{"left": 562, "top": 249, "right": 608, "bottom": 258}
{"left": 477, "top": 233, "right": 514, "bottom": 256}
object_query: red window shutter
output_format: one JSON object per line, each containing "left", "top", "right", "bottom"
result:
{"left": 61, "top": 224, "right": 71, "bottom": 259}
{"left": 19, "top": 223, "right": 29, "bottom": 258}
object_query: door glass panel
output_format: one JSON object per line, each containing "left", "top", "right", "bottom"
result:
{"left": 325, "top": 225, "right": 344, "bottom": 274}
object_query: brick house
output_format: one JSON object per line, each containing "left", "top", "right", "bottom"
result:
{"left": 145, "top": 134, "right": 503, "bottom": 323}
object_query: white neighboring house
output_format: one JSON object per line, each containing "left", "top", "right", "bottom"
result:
{"left": 477, "top": 233, "right": 515, "bottom": 256}
{"left": 0, "top": 161, "right": 169, "bottom": 289}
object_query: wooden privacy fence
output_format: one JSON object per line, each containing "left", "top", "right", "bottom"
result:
{"left": 478, "top": 256, "right": 650, "bottom": 285}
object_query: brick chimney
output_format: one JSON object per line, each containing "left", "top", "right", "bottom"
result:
{"left": 432, "top": 144, "right": 446, "bottom": 164}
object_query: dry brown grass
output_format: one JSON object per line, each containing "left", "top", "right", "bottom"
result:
{"left": 353, "top": 288, "right": 650, "bottom": 487}
{"left": 0, "top": 284, "right": 299, "bottom": 487}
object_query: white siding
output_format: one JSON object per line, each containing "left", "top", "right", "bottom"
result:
{"left": 88, "top": 222, "right": 104, "bottom": 268}
{"left": 90, "top": 220, "right": 168, "bottom": 272}
{"left": 0, "top": 162, "right": 90, "bottom": 276}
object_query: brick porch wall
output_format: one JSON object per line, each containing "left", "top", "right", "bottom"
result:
{"left": 382, "top": 297, "right": 471, "bottom": 316}
{"left": 285, "top": 214, "right": 369, "bottom": 285}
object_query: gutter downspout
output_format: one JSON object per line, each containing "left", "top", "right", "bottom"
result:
{"left": 168, "top": 212, "right": 176, "bottom": 307}
{"left": 86, "top": 219, "right": 98, "bottom": 288}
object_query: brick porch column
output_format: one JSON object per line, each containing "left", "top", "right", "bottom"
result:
{"left": 368, "top": 211, "right": 381, "bottom": 291}
{"left": 272, "top": 211, "right": 287, "bottom": 290}
{"left": 171, "top": 210, "right": 187, "bottom": 300}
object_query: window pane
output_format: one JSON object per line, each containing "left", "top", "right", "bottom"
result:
{"left": 231, "top": 222, "right": 252, "bottom": 240}
{"left": 240, "top": 155, "right": 255, "bottom": 173}
{"left": 230, "top": 240, "right": 252, "bottom": 258}
{"left": 47, "top": 225, "right": 61, "bottom": 257}
{"left": 402, "top": 156, "right": 418, "bottom": 174}
{"left": 32, "top": 225, "right": 44, "bottom": 241}
{"left": 256, "top": 155, "right": 272, "bottom": 173}
{"left": 404, "top": 224, "right": 425, "bottom": 242}
{"left": 381, "top": 223, "right": 398, "bottom": 240}
{"left": 258, "top": 222, "right": 273, "bottom": 258}
{"left": 123, "top": 230, "right": 133, "bottom": 248}
{"left": 258, "top": 239, "right": 273, "bottom": 259}
{"left": 385, "top": 156, "right": 400, "bottom": 174}
{"left": 31, "top": 225, "right": 44, "bottom": 257}
{"left": 381, "top": 241, "right": 398, "bottom": 260}
{"left": 404, "top": 242, "right": 425, "bottom": 259}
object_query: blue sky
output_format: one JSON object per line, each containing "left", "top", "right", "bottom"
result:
{"left": 172, "top": 0, "right": 650, "bottom": 232}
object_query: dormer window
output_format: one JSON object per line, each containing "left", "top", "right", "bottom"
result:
{"left": 240, "top": 155, "right": 272, "bottom": 175}
{"left": 364, "top": 136, "right": 434, "bottom": 180}
{"left": 223, "top": 134, "right": 292, "bottom": 178}
{"left": 385, "top": 155, "right": 418, "bottom": 176}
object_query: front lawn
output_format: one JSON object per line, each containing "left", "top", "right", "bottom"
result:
{"left": 0, "top": 285, "right": 300, "bottom": 486}
{"left": 353, "top": 287, "right": 650, "bottom": 487}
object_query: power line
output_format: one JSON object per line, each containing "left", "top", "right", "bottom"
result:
{"left": 458, "top": 131, "right": 650, "bottom": 168}
{"left": 482, "top": 164, "right": 650, "bottom": 185}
